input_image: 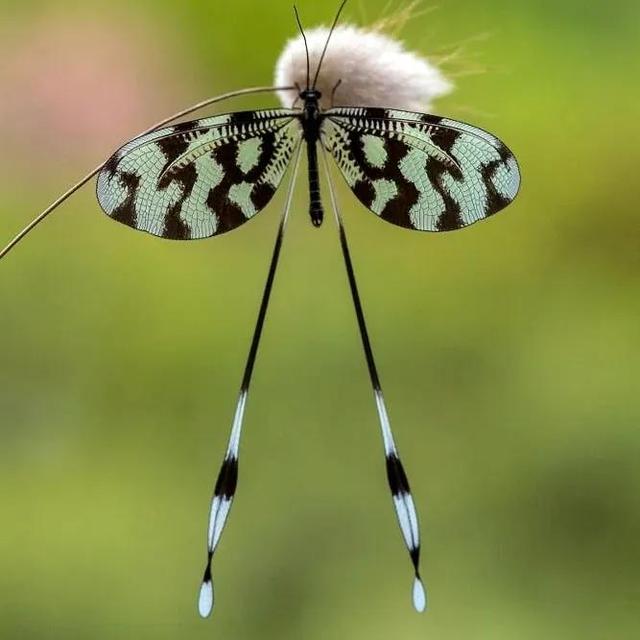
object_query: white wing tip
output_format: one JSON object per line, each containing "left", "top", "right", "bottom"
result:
{"left": 198, "top": 579, "right": 214, "bottom": 618}
{"left": 412, "top": 576, "right": 426, "bottom": 613}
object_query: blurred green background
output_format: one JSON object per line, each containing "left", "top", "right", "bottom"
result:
{"left": 1, "top": 1, "right": 638, "bottom": 638}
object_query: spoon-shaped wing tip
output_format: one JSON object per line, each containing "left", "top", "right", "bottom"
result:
{"left": 412, "top": 576, "right": 426, "bottom": 613}
{"left": 198, "top": 578, "right": 214, "bottom": 618}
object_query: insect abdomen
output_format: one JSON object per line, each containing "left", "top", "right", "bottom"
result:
{"left": 306, "top": 140, "right": 323, "bottom": 226}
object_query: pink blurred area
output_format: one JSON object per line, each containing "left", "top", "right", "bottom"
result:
{"left": 0, "top": 9, "right": 191, "bottom": 176}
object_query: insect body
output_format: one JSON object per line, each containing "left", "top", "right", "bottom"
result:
{"left": 1, "top": 0, "right": 520, "bottom": 621}
{"left": 300, "top": 89, "right": 324, "bottom": 226}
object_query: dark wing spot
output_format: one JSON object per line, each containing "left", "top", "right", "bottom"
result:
{"left": 493, "top": 141, "right": 512, "bottom": 164}
{"left": 160, "top": 163, "right": 198, "bottom": 239}
{"left": 214, "top": 456, "right": 238, "bottom": 499}
{"left": 103, "top": 152, "right": 120, "bottom": 179}
{"left": 111, "top": 171, "right": 140, "bottom": 227}
{"left": 386, "top": 453, "right": 411, "bottom": 496}
{"left": 252, "top": 182, "right": 275, "bottom": 210}
{"left": 364, "top": 107, "right": 388, "bottom": 119}
{"left": 229, "top": 111, "right": 259, "bottom": 126}
{"left": 157, "top": 135, "right": 190, "bottom": 177}
{"left": 354, "top": 179, "right": 375, "bottom": 209}
{"left": 420, "top": 114, "right": 443, "bottom": 126}
{"left": 423, "top": 156, "right": 464, "bottom": 231}
{"left": 481, "top": 159, "right": 512, "bottom": 216}
{"left": 429, "top": 127, "right": 460, "bottom": 155}
{"left": 156, "top": 134, "right": 188, "bottom": 160}
{"left": 207, "top": 141, "right": 247, "bottom": 232}
{"left": 207, "top": 195, "right": 246, "bottom": 234}
{"left": 163, "top": 207, "right": 191, "bottom": 239}
{"left": 173, "top": 121, "right": 199, "bottom": 133}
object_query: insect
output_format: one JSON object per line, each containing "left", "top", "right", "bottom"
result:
{"left": 1, "top": 0, "right": 520, "bottom": 619}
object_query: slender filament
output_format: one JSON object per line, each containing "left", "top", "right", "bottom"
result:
{"left": 0, "top": 85, "right": 295, "bottom": 261}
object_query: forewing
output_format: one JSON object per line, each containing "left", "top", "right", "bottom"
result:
{"left": 321, "top": 107, "right": 520, "bottom": 232}
{"left": 97, "top": 110, "right": 301, "bottom": 239}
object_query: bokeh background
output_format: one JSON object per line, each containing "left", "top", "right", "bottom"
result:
{"left": 1, "top": 1, "right": 638, "bottom": 638}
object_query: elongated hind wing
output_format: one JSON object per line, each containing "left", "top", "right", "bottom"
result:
{"left": 321, "top": 107, "right": 520, "bottom": 232}
{"left": 97, "top": 109, "right": 302, "bottom": 239}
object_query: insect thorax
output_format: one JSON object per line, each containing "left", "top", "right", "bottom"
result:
{"left": 300, "top": 89, "right": 322, "bottom": 137}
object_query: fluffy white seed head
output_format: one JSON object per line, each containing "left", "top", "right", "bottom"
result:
{"left": 274, "top": 24, "right": 452, "bottom": 111}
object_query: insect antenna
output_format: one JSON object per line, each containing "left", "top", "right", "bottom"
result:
{"left": 0, "top": 85, "right": 294, "bottom": 261}
{"left": 198, "top": 142, "right": 303, "bottom": 618}
{"left": 293, "top": 5, "right": 310, "bottom": 90}
{"left": 311, "top": 0, "right": 348, "bottom": 90}
{"left": 320, "top": 149, "right": 427, "bottom": 613}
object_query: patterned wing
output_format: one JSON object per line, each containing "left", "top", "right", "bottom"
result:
{"left": 321, "top": 107, "right": 520, "bottom": 232}
{"left": 97, "top": 109, "right": 301, "bottom": 239}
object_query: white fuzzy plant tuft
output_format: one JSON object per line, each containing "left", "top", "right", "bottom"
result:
{"left": 274, "top": 24, "right": 452, "bottom": 111}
